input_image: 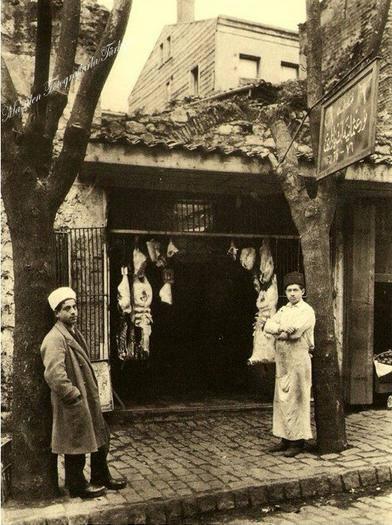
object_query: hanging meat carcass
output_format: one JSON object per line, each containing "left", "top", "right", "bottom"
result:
{"left": 133, "top": 247, "right": 147, "bottom": 278}
{"left": 240, "top": 247, "right": 256, "bottom": 271}
{"left": 227, "top": 240, "right": 238, "bottom": 261}
{"left": 116, "top": 247, "right": 154, "bottom": 361}
{"left": 116, "top": 266, "right": 135, "bottom": 361}
{"left": 249, "top": 240, "right": 279, "bottom": 363}
{"left": 239, "top": 246, "right": 260, "bottom": 293}
{"left": 159, "top": 268, "right": 175, "bottom": 305}
{"left": 167, "top": 239, "right": 179, "bottom": 258}
{"left": 133, "top": 275, "right": 153, "bottom": 358}
{"left": 259, "top": 239, "right": 274, "bottom": 284}
{"left": 117, "top": 266, "right": 132, "bottom": 314}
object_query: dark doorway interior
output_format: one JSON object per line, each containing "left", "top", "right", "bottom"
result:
{"left": 108, "top": 189, "right": 299, "bottom": 404}
{"left": 109, "top": 236, "right": 262, "bottom": 402}
{"left": 373, "top": 282, "right": 392, "bottom": 404}
{"left": 374, "top": 282, "right": 392, "bottom": 356}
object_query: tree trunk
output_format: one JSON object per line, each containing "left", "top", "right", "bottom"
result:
{"left": 300, "top": 225, "right": 347, "bottom": 452}
{"left": 1, "top": 0, "right": 133, "bottom": 501}
{"left": 6, "top": 194, "right": 59, "bottom": 498}
{"left": 269, "top": 117, "right": 347, "bottom": 453}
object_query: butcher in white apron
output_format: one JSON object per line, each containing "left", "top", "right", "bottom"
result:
{"left": 264, "top": 271, "right": 315, "bottom": 457}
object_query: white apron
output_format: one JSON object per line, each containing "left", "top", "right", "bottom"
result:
{"left": 264, "top": 300, "right": 315, "bottom": 441}
{"left": 273, "top": 338, "right": 312, "bottom": 440}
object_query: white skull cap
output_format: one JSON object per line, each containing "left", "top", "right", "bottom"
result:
{"left": 48, "top": 287, "right": 76, "bottom": 311}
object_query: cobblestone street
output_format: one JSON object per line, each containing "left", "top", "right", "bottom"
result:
{"left": 105, "top": 408, "right": 392, "bottom": 503}
{"left": 192, "top": 486, "right": 392, "bottom": 524}
{"left": 3, "top": 408, "right": 392, "bottom": 524}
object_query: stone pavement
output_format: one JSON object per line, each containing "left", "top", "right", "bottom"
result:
{"left": 192, "top": 485, "right": 392, "bottom": 524}
{"left": 3, "top": 408, "right": 392, "bottom": 525}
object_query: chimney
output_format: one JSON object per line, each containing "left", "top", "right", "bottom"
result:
{"left": 177, "top": 0, "right": 195, "bottom": 23}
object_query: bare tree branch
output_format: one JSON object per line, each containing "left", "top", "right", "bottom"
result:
{"left": 69, "top": 0, "right": 132, "bottom": 131}
{"left": 48, "top": 0, "right": 133, "bottom": 209}
{"left": 25, "top": 0, "right": 52, "bottom": 134}
{"left": 268, "top": 118, "right": 311, "bottom": 212}
{"left": 45, "top": 0, "right": 81, "bottom": 140}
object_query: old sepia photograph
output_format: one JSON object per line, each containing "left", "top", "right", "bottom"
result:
{"left": 1, "top": 0, "right": 391, "bottom": 523}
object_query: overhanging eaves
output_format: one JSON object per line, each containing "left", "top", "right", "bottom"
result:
{"left": 82, "top": 141, "right": 298, "bottom": 196}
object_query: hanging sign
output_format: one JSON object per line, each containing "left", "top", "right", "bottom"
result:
{"left": 317, "top": 59, "right": 379, "bottom": 180}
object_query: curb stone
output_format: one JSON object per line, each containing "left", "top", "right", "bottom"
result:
{"left": 4, "top": 464, "right": 392, "bottom": 525}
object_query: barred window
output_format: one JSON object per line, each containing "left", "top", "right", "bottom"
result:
{"left": 174, "top": 200, "right": 214, "bottom": 232}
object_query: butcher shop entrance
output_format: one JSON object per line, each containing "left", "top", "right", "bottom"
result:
{"left": 108, "top": 188, "right": 303, "bottom": 404}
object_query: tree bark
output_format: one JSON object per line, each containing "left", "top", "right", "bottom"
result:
{"left": 9, "top": 222, "right": 59, "bottom": 499}
{"left": 269, "top": 117, "right": 347, "bottom": 453}
{"left": 1, "top": 0, "right": 133, "bottom": 500}
{"left": 305, "top": 0, "right": 322, "bottom": 153}
{"left": 300, "top": 226, "right": 346, "bottom": 452}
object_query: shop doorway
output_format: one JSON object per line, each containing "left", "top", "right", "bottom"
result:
{"left": 108, "top": 189, "right": 302, "bottom": 404}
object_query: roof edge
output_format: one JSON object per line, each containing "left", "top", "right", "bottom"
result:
{"left": 216, "top": 15, "right": 299, "bottom": 37}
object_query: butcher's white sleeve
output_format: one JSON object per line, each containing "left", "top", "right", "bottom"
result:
{"left": 264, "top": 308, "right": 283, "bottom": 336}
{"left": 285, "top": 306, "right": 315, "bottom": 339}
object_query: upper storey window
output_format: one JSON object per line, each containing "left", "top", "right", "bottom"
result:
{"left": 166, "top": 36, "right": 171, "bottom": 60}
{"left": 190, "top": 65, "right": 199, "bottom": 96}
{"left": 239, "top": 54, "right": 260, "bottom": 82}
{"left": 159, "top": 43, "right": 164, "bottom": 65}
{"left": 281, "top": 61, "right": 299, "bottom": 81}
{"left": 160, "top": 36, "right": 172, "bottom": 66}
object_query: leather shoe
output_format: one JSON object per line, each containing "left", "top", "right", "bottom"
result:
{"left": 283, "top": 446, "right": 303, "bottom": 458}
{"left": 69, "top": 483, "right": 106, "bottom": 499}
{"left": 105, "top": 477, "right": 127, "bottom": 490}
{"left": 268, "top": 440, "right": 288, "bottom": 453}
{"left": 92, "top": 477, "right": 127, "bottom": 490}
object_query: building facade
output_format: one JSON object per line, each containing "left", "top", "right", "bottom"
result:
{"left": 127, "top": 0, "right": 299, "bottom": 114}
{"left": 2, "top": 0, "right": 391, "bottom": 411}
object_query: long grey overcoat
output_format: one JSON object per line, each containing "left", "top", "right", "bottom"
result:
{"left": 40, "top": 321, "right": 109, "bottom": 454}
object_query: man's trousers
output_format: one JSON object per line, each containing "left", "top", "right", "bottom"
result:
{"left": 64, "top": 444, "right": 111, "bottom": 491}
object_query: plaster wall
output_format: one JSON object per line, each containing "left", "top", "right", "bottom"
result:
{"left": 214, "top": 20, "right": 299, "bottom": 91}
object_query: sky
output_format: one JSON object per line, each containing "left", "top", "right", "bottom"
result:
{"left": 99, "top": 0, "right": 306, "bottom": 112}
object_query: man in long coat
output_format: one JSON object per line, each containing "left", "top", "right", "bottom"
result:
{"left": 41, "top": 287, "right": 127, "bottom": 498}
{"left": 264, "top": 272, "right": 315, "bottom": 457}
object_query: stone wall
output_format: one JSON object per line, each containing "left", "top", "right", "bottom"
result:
{"left": 54, "top": 179, "right": 107, "bottom": 230}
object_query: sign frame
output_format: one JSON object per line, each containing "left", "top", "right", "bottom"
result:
{"left": 317, "top": 58, "right": 380, "bottom": 180}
